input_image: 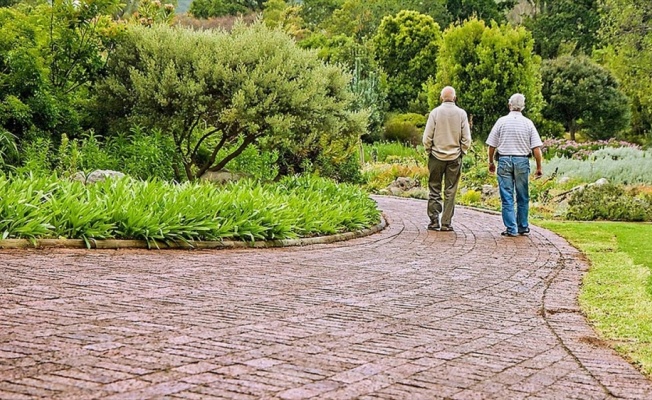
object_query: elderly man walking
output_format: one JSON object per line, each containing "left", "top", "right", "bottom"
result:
{"left": 486, "top": 93, "right": 543, "bottom": 237}
{"left": 422, "top": 86, "right": 472, "bottom": 231}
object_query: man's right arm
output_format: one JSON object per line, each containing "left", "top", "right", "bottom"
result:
{"left": 423, "top": 111, "right": 436, "bottom": 155}
{"left": 488, "top": 146, "right": 496, "bottom": 174}
{"left": 486, "top": 119, "right": 502, "bottom": 174}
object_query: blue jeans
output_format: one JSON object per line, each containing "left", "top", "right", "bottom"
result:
{"left": 497, "top": 156, "right": 530, "bottom": 235}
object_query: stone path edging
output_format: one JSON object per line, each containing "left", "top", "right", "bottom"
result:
{"left": 0, "top": 216, "right": 387, "bottom": 250}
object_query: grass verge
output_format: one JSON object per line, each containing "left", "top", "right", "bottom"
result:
{"left": 538, "top": 220, "right": 652, "bottom": 376}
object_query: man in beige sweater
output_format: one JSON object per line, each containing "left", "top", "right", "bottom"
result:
{"left": 422, "top": 86, "right": 472, "bottom": 231}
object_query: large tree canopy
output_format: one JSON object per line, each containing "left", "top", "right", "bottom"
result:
{"left": 541, "top": 55, "right": 630, "bottom": 141}
{"left": 321, "top": 0, "right": 449, "bottom": 42}
{"left": 433, "top": 18, "right": 544, "bottom": 138}
{"left": 372, "top": 10, "right": 441, "bottom": 112}
{"left": 526, "top": 0, "right": 600, "bottom": 59}
{"left": 94, "top": 22, "right": 367, "bottom": 181}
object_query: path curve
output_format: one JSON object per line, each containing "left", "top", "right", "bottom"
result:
{"left": 1, "top": 196, "right": 651, "bottom": 399}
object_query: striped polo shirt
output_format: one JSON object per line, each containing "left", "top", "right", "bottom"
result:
{"left": 486, "top": 111, "right": 543, "bottom": 156}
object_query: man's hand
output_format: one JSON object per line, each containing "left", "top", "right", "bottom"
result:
{"left": 488, "top": 162, "right": 496, "bottom": 174}
{"left": 535, "top": 167, "right": 543, "bottom": 178}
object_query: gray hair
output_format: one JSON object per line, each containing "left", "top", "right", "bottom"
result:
{"left": 440, "top": 86, "right": 456, "bottom": 101}
{"left": 509, "top": 93, "right": 526, "bottom": 111}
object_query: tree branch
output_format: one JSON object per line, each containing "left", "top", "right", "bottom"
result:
{"left": 208, "top": 133, "right": 258, "bottom": 174}
{"left": 191, "top": 126, "right": 221, "bottom": 160}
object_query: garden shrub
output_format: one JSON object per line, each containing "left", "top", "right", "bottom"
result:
{"left": 383, "top": 113, "right": 426, "bottom": 145}
{"left": 363, "top": 163, "right": 429, "bottom": 192}
{"left": 459, "top": 189, "right": 481, "bottom": 206}
{"left": 16, "top": 136, "right": 53, "bottom": 176}
{"left": 315, "top": 152, "right": 364, "bottom": 184}
{"left": 364, "top": 142, "right": 426, "bottom": 164}
{"left": 95, "top": 22, "right": 365, "bottom": 182}
{"left": 566, "top": 184, "right": 652, "bottom": 222}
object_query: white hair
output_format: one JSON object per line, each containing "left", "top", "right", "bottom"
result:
{"left": 509, "top": 93, "right": 526, "bottom": 111}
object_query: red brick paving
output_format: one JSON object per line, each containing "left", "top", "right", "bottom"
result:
{"left": 1, "top": 196, "right": 651, "bottom": 399}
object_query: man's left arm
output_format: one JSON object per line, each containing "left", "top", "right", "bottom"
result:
{"left": 532, "top": 147, "right": 543, "bottom": 177}
{"left": 460, "top": 112, "right": 472, "bottom": 154}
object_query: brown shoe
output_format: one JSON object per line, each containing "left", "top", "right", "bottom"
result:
{"left": 440, "top": 225, "right": 454, "bottom": 231}
{"left": 427, "top": 223, "right": 440, "bottom": 231}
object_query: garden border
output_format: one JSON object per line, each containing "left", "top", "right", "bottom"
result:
{"left": 0, "top": 215, "right": 388, "bottom": 250}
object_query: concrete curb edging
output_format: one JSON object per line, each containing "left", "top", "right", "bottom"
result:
{"left": 0, "top": 215, "right": 388, "bottom": 250}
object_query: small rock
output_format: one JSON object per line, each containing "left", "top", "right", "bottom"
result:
{"left": 200, "top": 169, "right": 245, "bottom": 184}
{"left": 86, "top": 170, "right": 126, "bottom": 184}
{"left": 71, "top": 171, "right": 86, "bottom": 184}
{"left": 594, "top": 178, "right": 609, "bottom": 186}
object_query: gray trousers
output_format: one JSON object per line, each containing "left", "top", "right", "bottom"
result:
{"left": 427, "top": 155, "right": 462, "bottom": 226}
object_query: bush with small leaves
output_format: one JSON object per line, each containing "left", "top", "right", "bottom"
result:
{"left": 566, "top": 184, "right": 652, "bottom": 222}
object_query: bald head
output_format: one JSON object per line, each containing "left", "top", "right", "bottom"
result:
{"left": 440, "top": 86, "right": 456, "bottom": 102}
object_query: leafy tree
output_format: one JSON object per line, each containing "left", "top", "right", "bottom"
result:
{"left": 372, "top": 10, "right": 441, "bottom": 111}
{"left": 299, "top": 0, "right": 344, "bottom": 28}
{"left": 432, "top": 18, "right": 544, "bottom": 139}
{"left": 124, "top": 0, "right": 176, "bottom": 25}
{"left": 299, "top": 34, "right": 388, "bottom": 139}
{"left": 541, "top": 55, "right": 630, "bottom": 141}
{"left": 447, "top": 0, "right": 515, "bottom": 24}
{"left": 323, "top": 0, "right": 449, "bottom": 42}
{"left": 525, "top": 0, "right": 600, "bottom": 59}
{"left": 0, "top": 0, "right": 122, "bottom": 144}
{"left": 598, "top": 0, "right": 652, "bottom": 141}
{"left": 189, "top": 0, "right": 250, "bottom": 18}
{"left": 262, "top": 0, "right": 307, "bottom": 39}
{"left": 0, "top": 7, "right": 51, "bottom": 139}
{"left": 95, "top": 23, "right": 367, "bottom": 181}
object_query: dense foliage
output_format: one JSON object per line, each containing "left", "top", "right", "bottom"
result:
{"left": 94, "top": 22, "right": 366, "bottom": 182}
{"left": 567, "top": 184, "right": 652, "bottom": 222}
{"left": 525, "top": 0, "right": 600, "bottom": 59}
{"left": 0, "top": 174, "right": 380, "bottom": 245}
{"left": 0, "top": 0, "right": 123, "bottom": 143}
{"left": 432, "top": 18, "right": 544, "bottom": 139}
{"left": 541, "top": 55, "right": 630, "bottom": 141}
{"left": 189, "top": 0, "right": 263, "bottom": 18}
{"left": 598, "top": 0, "right": 652, "bottom": 142}
{"left": 372, "top": 10, "right": 441, "bottom": 111}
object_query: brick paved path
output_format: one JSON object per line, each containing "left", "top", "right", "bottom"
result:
{"left": 1, "top": 196, "right": 651, "bottom": 399}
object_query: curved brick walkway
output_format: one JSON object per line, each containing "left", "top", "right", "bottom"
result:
{"left": 1, "top": 196, "right": 651, "bottom": 399}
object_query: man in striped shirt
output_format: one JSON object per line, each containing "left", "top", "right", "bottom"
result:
{"left": 486, "top": 93, "right": 543, "bottom": 237}
{"left": 422, "top": 86, "right": 472, "bottom": 231}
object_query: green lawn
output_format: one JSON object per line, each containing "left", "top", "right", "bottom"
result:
{"left": 538, "top": 221, "right": 652, "bottom": 376}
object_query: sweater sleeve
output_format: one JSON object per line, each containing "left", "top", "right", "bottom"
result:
{"left": 460, "top": 111, "right": 472, "bottom": 154}
{"left": 423, "top": 111, "right": 436, "bottom": 153}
